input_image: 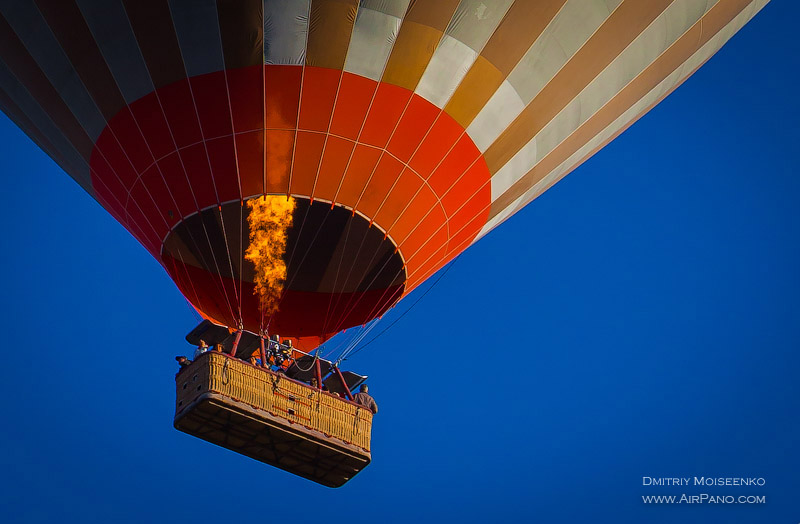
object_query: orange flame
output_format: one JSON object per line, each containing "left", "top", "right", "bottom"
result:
{"left": 245, "top": 195, "right": 296, "bottom": 315}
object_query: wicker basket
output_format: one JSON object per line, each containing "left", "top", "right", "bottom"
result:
{"left": 174, "top": 351, "right": 373, "bottom": 487}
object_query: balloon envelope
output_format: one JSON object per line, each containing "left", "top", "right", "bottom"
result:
{"left": 0, "top": 0, "right": 767, "bottom": 348}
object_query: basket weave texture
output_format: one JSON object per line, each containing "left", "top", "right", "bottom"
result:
{"left": 176, "top": 352, "right": 372, "bottom": 451}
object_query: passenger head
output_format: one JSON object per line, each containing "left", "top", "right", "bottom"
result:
{"left": 360, "top": 384, "right": 368, "bottom": 393}
{"left": 199, "top": 339, "right": 207, "bottom": 347}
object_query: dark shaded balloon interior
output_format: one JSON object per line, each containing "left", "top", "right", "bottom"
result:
{"left": 162, "top": 197, "right": 406, "bottom": 343}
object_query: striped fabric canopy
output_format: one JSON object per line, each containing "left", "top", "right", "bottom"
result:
{"left": 0, "top": 0, "right": 768, "bottom": 347}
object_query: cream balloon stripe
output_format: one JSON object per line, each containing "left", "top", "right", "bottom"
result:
{"left": 485, "top": 0, "right": 766, "bottom": 227}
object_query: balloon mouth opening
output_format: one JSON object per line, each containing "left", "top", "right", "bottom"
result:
{"left": 161, "top": 196, "right": 406, "bottom": 338}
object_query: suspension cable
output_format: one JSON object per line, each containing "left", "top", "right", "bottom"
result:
{"left": 334, "top": 316, "right": 383, "bottom": 365}
{"left": 320, "top": 211, "right": 357, "bottom": 338}
{"left": 340, "top": 255, "right": 460, "bottom": 363}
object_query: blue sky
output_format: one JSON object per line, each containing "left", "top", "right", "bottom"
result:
{"left": 1, "top": 3, "right": 798, "bottom": 523}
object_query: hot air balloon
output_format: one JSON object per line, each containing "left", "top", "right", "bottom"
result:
{"left": 0, "top": 0, "right": 768, "bottom": 486}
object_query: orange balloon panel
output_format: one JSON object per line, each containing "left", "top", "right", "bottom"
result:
{"left": 87, "top": 65, "right": 490, "bottom": 340}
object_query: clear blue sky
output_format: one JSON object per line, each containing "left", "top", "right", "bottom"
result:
{"left": 1, "top": 3, "right": 797, "bottom": 523}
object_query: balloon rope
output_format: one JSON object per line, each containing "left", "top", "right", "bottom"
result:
{"left": 127, "top": 25, "right": 243, "bottom": 327}
{"left": 327, "top": 232, "right": 402, "bottom": 336}
{"left": 330, "top": 0, "right": 414, "bottom": 204}
{"left": 323, "top": 66, "right": 455, "bottom": 335}
{"left": 261, "top": 19, "right": 267, "bottom": 198}
{"left": 127, "top": 101, "right": 236, "bottom": 325}
{"left": 267, "top": 207, "right": 334, "bottom": 330}
{"left": 221, "top": 90, "right": 249, "bottom": 323}
{"left": 285, "top": 0, "right": 313, "bottom": 195}
{"left": 292, "top": 347, "right": 319, "bottom": 373}
{"left": 239, "top": 199, "right": 245, "bottom": 326}
{"left": 311, "top": 27, "right": 378, "bottom": 338}
{"left": 327, "top": 140, "right": 486, "bottom": 336}
{"left": 319, "top": 211, "right": 358, "bottom": 339}
{"left": 74, "top": 111, "right": 224, "bottom": 324}
{"left": 74, "top": 48, "right": 237, "bottom": 328}
{"left": 307, "top": 8, "right": 362, "bottom": 202}
{"left": 262, "top": 0, "right": 314, "bottom": 333}
{"left": 322, "top": 213, "right": 381, "bottom": 333}
{"left": 214, "top": 22, "right": 249, "bottom": 327}
{"left": 265, "top": 201, "right": 313, "bottom": 329}
{"left": 314, "top": 85, "right": 486, "bottom": 335}
{"left": 166, "top": 29, "right": 244, "bottom": 326}
{"left": 319, "top": 97, "right": 420, "bottom": 334}
{"left": 321, "top": 326, "right": 361, "bottom": 360}
{"left": 334, "top": 316, "right": 382, "bottom": 365}
{"left": 341, "top": 255, "right": 459, "bottom": 363}
{"left": 259, "top": 5, "right": 267, "bottom": 331}
{"left": 154, "top": 83, "right": 239, "bottom": 326}
{"left": 217, "top": 206, "right": 242, "bottom": 325}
